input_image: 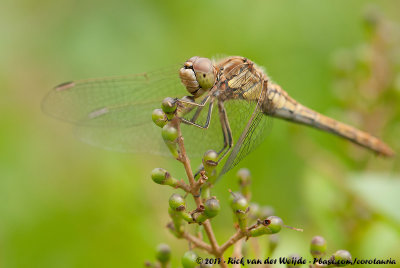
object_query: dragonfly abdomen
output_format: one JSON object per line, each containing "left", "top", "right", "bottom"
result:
{"left": 264, "top": 83, "right": 394, "bottom": 157}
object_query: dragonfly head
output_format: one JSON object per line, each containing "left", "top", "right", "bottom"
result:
{"left": 179, "top": 56, "right": 217, "bottom": 98}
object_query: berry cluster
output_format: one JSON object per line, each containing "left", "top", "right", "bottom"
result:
{"left": 144, "top": 98, "right": 351, "bottom": 267}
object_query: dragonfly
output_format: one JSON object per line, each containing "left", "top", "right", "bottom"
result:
{"left": 42, "top": 56, "right": 394, "bottom": 177}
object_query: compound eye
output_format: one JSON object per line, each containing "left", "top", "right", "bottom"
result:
{"left": 193, "top": 58, "right": 215, "bottom": 90}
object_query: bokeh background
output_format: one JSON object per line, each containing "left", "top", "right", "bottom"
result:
{"left": 1, "top": 0, "right": 400, "bottom": 267}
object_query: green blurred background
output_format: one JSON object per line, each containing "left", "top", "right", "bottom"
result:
{"left": 1, "top": 0, "right": 400, "bottom": 267}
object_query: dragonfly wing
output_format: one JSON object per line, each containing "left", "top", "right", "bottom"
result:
{"left": 217, "top": 67, "right": 272, "bottom": 177}
{"left": 74, "top": 93, "right": 223, "bottom": 157}
{"left": 74, "top": 99, "right": 225, "bottom": 157}
{"left": 219, "top": 101, "right": 271, "bottom": 177}
{"left": 42, "top": 64, "right": 184, "bottom": 127}
{"left": 170, "top": 94, "right": 226, "bottom": 158}
{"left": 42, "top": 64, "right": 196, "bottom": 155}
{"left": 75, "top": 121, "right": 171, "bottom": 155}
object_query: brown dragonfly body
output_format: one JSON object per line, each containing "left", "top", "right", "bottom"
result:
{"left": 181, "top": 56, "right": 394, "bottom": 161}
{"left": 43, "top": 55, "right": 394, "bottom": 177}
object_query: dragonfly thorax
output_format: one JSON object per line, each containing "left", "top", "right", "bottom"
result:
{"left": 179, "top": 56, "right": 217, "bottom": 98}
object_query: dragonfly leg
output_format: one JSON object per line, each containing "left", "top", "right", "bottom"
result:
{"left": 178, "top": 94, "right": 210, "bottom": 108}
{"left": 190, "top": 95, "right": 210, "bottom": 122}
{"left": 193, "top": 101, "right": 233, "bottom": 177}
{"left": 180, "top": 98, "right": 214, "bottom": 129}
{"left": 216, "top": 101, "right": 233, "bottom": 163}
{"left": 192, "top": 101, "right": 233, "bottom": 179}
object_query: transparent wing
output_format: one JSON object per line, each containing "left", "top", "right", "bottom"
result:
{"left": 43, "top": 61, "right": 272, "bottom": 160}
{"left": 42, "top": 64, "right": 196, "bottom": 156}
{"left": 74, "top": 96, "right": 226, "bottom": 157}
{"left": 71, "top": 63, "right": 270, "bottom": 158}
{"left": 42, "top": 64, "right": 184, "bottom": 127}
{"left": 217, "top": 68, "right": 272, "bottom": 177}
{"left": 75, "top": 121, "right": 171, "bottom": 156}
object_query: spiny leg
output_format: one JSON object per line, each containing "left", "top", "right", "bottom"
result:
{"left": 216, "top": 101, "right": 233, "bottom": 163}
{"left": 180, "top": 97, "right": 214, "bottom": 129}
{"left": 178, "top": 94, "right": 210, "bottom": 108}
{"left": 190, "top": 95, "right": 210, "bottom": 122}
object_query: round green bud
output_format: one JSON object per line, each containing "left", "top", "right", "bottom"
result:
{"left": 181, "top": 250, "right": 198, "bottom": 268}
{"left": 310, "top": 236, "right": 327, "bottom": 258}
{"left": 161, "top": 97, "right": 177, "bottom": 114}
{"left": 287, "top": 253, "right": 302, "bottom": 268}
{"left": 202, "top": 150, "right": 218, "bottom": 166}
{"left": 331, "top": 250, "right": 352, "bottom": 267}
{"left": 156, "top": 243, "right": 171, "bottom": 264}
{"left": 151, "top": 168, "right": 177, "bottom": 187}
{"left": 151, "top": 168, "right": 169, "bottom": 184}
{"left": 152, "top": 108, "right": 168, "bottom": 128}
{"left": 267, "top": 216, "right": 283, "bottom": 234}
{"left": 203, "top": 197, "right": 220, "bottom": 219}
{"left": 169, "top": 193, "right": 186, "bottom": 211}
{"left": 231, "top": 194, "right": 248, "bottom": 212}
{"left": 202, "top": 150, "right": 218, "bottom": 176}
{"left": 237, "top": 168, "right": 251, "bottom": 184}
{"left": 249, "top": 216, "right": 283, "bottom": 237}
{"left": 162, "top": 124, "right": 178, "bottom": 142}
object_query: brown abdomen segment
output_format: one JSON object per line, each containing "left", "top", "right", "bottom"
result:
{"left": 265, "top": 84, "right": 394, "bottom": 157}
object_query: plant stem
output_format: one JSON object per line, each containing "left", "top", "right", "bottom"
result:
{"left": 175, "top": 180, "right": 191, "bottom": 192}
{"left": 182, "top": 232, "right": 213, "bottom": 254}
{"left": 174, "top": 118, "right": 225, "bottom": 267}
{"left": 220, "top": 230, "right": 246, "bottom": 253}
{"left": 232, "top": 238, "right": 244, "bottom": 268}
{"left": 174, "top": 119, "right": 201, "bottom": 206}
{"left": 202, "top": 219, "right": 220, "bottom": 254}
